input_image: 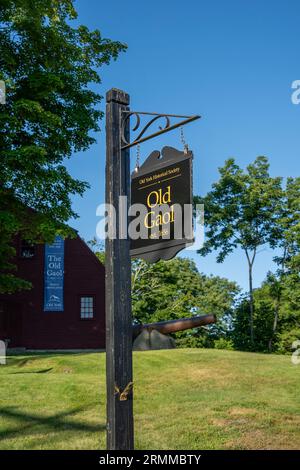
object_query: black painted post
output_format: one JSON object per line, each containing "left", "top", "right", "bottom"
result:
{"left": 105, "top": 89, "right": 134, "bottom": 450}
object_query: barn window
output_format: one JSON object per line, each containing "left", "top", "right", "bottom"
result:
{"left": 80, "top": 297, "right": 94, "bottom": 319}
{"left": 20, "top": 240, "right": 35, "bottom": 258}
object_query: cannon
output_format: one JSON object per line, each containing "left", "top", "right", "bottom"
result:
{"left": 132, "top": 314, "right": 216, "bottom": 350}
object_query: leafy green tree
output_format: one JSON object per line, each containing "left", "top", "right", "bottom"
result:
{"left": 232, "top": 290, "right": 274, "bottom": 352}
{"left": 0, "top": 0, "right": 126, "bottom": 293}
{"left": 267, "top": 177, "right": 300, "bottom": 351}
{"left": 195, "top": 157, "right": 283, "bottom": 347}
{"left": 233, "top": 272, "right": 300, "bottom": 354}
{"left": 274, "top": 177, "right": 300, "bottom": 273}
{"left": 265, "top": 272, "right": 283, "bottom": 352}
{"left": 267, "top": 273, "right": 300, "bottom": 354}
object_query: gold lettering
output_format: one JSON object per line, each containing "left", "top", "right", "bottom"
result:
{"left": 144, "top": 211, "right": 155, "bottom": 229}
{"left": 170, "top": 205, "right": 175, "bottom": 223}
{"left": 162, "top": 186, "right": 171, "bottom": 204}
{"left": 147, "top": 186, "right": 171, "bottom": 207}
{"left": 147, "top": 191, "right": 159, "bottom": 208}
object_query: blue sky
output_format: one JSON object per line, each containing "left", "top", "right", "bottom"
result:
{"left": 65, "top": 0, "right": 300, "bottom": 290}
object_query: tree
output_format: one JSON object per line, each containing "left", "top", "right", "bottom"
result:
{"left": 274, "top": 177, "right": 300, "bottom": 273}
{"left": 232, "top": 288, "right": 275, "bottom": 352}
{"left": 232, "top": 270, "right": 300, "bottom": 354}
{"left": 0, "top": 0, "right": 126, "bottom": 293}
{"left": 195, "top": 157, "right": 283, "bottom": 347}
{"left": 267, "top": 177, "right": 300, "bottom": 351}
{"left": 265, "top": 272, "right": 283, "bottom": 352}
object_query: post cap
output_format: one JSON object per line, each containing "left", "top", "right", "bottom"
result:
{"left": 106, "top": 88, "right": 130, "bottom": 105}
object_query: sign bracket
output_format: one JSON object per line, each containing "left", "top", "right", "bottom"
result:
{"left": 121, "top": 110, "right": 201, "bottom": 149}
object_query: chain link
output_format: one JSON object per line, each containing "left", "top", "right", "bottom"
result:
{"left": 180, "top": 127, "right": 189, "bottom": 154}
{"left": 134, "top": 144, "right": 140, "bottom": 173}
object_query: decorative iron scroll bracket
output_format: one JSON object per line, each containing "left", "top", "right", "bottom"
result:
{"left": 121, "top": 111, "right": 201, "bottom": 150}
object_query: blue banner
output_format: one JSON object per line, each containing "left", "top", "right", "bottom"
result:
{"left": 44, "top": 236, "right": 64, "bottom": 312}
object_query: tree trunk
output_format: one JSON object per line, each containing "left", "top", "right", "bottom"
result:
{"left": 268, "top": 296, "right": 280, "bottom": 353}
{"left": 268, "top": 247, "right": 286, "bottom": 352}
{"left": 248, "top": 263, "right": 254, "bottom": 346}
{"left": 245, "top": 248, "right": 256, "bottom": 347}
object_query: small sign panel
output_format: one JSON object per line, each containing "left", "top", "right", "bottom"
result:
{"left": 130, "top": 146, "right": 193, "bottom": 263}
{"left": 44, "top": 236, "right": 64, "bottom": 312}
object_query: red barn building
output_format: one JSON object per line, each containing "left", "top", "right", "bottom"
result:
{"left": 0, "top": 236, "right": 105, "bottom": 350}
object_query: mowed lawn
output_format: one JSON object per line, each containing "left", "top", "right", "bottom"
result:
{"left": 0, "top": 349, "right": 299, "bottom": 450}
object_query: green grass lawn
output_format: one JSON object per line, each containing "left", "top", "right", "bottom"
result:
{"left": 0, "top": 349, "right": 299, "bottom": 450}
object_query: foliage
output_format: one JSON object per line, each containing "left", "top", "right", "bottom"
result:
{"left": 213, "top": 337, "right": 234, "bottom": 350}
{"left": 277, "top": 328, "right": 300, "bottom": 354}
{"left": 0, "top": 0, "right": 126, "bottom": 292}
{"left": 195, "top": 156, "right": 284, "bottom": 347}
{"left": 233, "top": 272, "right": 300, "bottom": 354}
{"left": 232, "top": 292, "right": 274, "bottom": 352}
{"left": 260, "top": 177, "right": 300, "bottom": 353}
{"left": 274, "top": 177, "right": 300, "bottom": 274}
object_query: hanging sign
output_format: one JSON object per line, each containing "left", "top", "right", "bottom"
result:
{"left": 44, "top": 235, "right": 64, "bottom": 312}
{"left": 130, "top": 146, "right": 194, "bottom": 263}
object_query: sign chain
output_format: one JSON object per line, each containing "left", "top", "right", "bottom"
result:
{"left": 180, "top": 127, "right": 189, "bottom": 154}
{"left": 134, "top": 144, "right": 140, "bottom": 173}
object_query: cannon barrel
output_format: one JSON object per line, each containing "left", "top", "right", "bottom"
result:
{"left": 132, "top": 314, "right": 216, "bottom": 340}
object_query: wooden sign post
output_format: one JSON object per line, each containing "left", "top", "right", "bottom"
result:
{"left": 105, "top": 89, "right": 133, "bottom": 450}
{"left": 105, "top": 87, "right": 200, "bottom": 450}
